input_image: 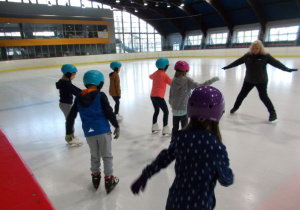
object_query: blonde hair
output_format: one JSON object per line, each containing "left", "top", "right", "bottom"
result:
{"left": 174, "top": 71, "right": 186, "bottom": 78}
{"left": 249, "top": 40, "right": 267, "bottom": 55}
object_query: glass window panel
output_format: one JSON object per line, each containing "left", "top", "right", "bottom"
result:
{"left": 252, "top": 30, "right": 259, "bottom": 36}
{"left": 70, "top": 0, "right": 80, "bottom": 7}
{"left": 23, "top": 0, "right": 37, "bottom": 3}
{"left": 103, "top": 4, "right": 111, "bottom": 9}
{"left": 82, "top": 0, "right": 92, "bottom": 8}
{"left": 37, "top": 0, "right": 48, "bottom": 4}
{"left": 57, "top": 0, "right": 68, "bottom": 6}
{"left": 148, "top": 24, "right": 155, "bottom": 33}
{"left": 279, "top": 28, "right": 288, "bottom": 34}
{"left": 287, "top": 34, "right": 297, "bottom": 41}
{"left": 55, "top": 45, "right": 63, "bottom": 57}
{"left": 48, "top": 45, "right": 56, "bottom": 57}
{"left": 140, "top": 19, "right": 147, "bottom": 33}
{"left": 270, "top": 35, "right": 277, "bottom": 41}
{"left": 124, "top": 34, "right": 132, "bottom": 51}
{"left": 140, "top": 34, "right": 147, "bottom": 52}
{"left": 279, "top": 34, "right": 287, "bottom": 41}
{"left": 132, "top": 34, "right": 140, "bottom": 52}
{"left": 155, "top": 34, "right": 162, "bottom": 51}
{"left": 289, "top": 26, "right": 299, "bottom": 33}
{"left": 270, "top": 28, "right": 279, "bottom": 35}
{"left": 27, "top": 46, "right": 36, "bottom": 58}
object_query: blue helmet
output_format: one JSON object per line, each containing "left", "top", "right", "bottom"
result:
{"left": 156, "top": 57, "right": 169, "bottom": 69}
{"left": 61, "top": 64, "right": 77, "bottom": 74}
{"left": 83, "top": 70, "right": 104, "bottom": 86}
{"left": 110, "top": 61, "right": 122, "bottom": 70}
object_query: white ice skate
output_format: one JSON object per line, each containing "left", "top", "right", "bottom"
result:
{"left": 152, "top": 123, "right": 161, "bottom": 133}
{"left": 68, "top": 136, "right": 83, "bottom": 146}
{"left": 116, "top": 114, "right": 123, "bottom": 122}
{"left": 162, "top": 125, "right": 171, "bottom": 136}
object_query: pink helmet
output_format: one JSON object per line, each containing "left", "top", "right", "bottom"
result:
{"left": 174, "top": 60, "right": 189, "bottom": 72}
{"left": 187, "top": 86, "right": 225, "bottom": 122}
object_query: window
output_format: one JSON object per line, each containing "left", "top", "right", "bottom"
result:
{"left": 236, "top": 29, "right": 259, "bottom": 43}
{"left": 113, "top": 10, "right": 162, "bottom": 53}
{"left": 209, "top": 32, "right": 228, "bottom": 44}
{"left": 269, "top": 26, "right": 299, "bottom": 41}
{"left": 186, "top": 35, "right": 202, "bottom": 46}
{"left": 173, "top": 43, "right": 179, "bottom": 51}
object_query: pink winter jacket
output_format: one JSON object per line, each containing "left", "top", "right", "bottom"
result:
{"left": 149, "top": 70, "right": 172, "bottom": 98}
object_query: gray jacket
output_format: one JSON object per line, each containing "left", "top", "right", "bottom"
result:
{"left": 169, "top": 76, "right": 218, "bottom": 111}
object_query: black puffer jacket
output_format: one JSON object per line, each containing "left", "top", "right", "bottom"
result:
{"left": 223, "top": 53, "right": 291, "bottom": 84}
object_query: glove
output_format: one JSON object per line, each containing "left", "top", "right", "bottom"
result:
{"left": 131, "top": 173, "right": 148, "bottom": 195}
{"left": 286, "top": 68, "right": 298, "bottom": 72}
{"left": 211, "top": 76, "right": 219, "bottom": 83}
{"left": 113, "top": 127, "right": 120, "bottom": 139}
{"left": 65, "top": 134, "right": 73, "bottom": 142}
{"left": 222, "top": 67, "right": 228, "bottom": 70}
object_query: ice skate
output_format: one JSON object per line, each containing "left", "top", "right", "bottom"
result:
{"left": 92, "top": 172, "right": 101, "bottom": 190}
{"left": 162, "top": 125, "right": 171, "bottom": 136}
{"left": 68, "top": 136, "right": 83, "bottom": 146}
{"left": 151, "top": 123, "right": 161, "bottom": 133}
{"left": 230, "top": 107, "right": 238, "bottom": 114}
{"left": 105, "top": 176, "right": 119, "bottom": 194}
{"left": 269, "top": 111, "right": 277, "bottom": 123}
{"left": 116, "top": 114, "right": 123, "bottom": 122}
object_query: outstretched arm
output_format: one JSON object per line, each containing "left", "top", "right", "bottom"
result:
{"left": 222, "top": 56, "right": 245, "bottom": 70}
{"left": 267, "top": 54, "right": 298, "bottom": 72}
{"left": 131, "top": 143, "right": 176, "bottom": 195}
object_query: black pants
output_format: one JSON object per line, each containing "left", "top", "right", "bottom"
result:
{"left": 112, "top": 96, "right": 120, "bottom": 114}
{"left": 151, "top": 97, "right": 169, "bottom": 127}
{"left": 172, "top": 115, "right": 188, "bottom": 133}
{"left": 233, "top": 81, "right": 275, "bottom": 113}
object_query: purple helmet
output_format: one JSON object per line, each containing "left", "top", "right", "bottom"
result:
{"left": 187, "top": 86, "right": 225, "bottom": 122}
{"left": 174, "top": 60, "right": 189, "bottom": 72}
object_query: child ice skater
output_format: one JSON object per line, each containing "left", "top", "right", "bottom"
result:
{"left": 150, "top": 57, "right": 173, "bottom": 135}
{"left": 65, "top": 70, "right": 120, "bottom": 194}
{"left": 169, "top": 60, "right": 219, "bottom": 133}
{"left": 222, "top": 40, "right": 298, "bottom": 122}
{"left": 109, "top": 61, "right": 123, "bottom": 122}
{"left": 56, "top": 64, "right": 83, "bottom": 146}
{"left": 131, "top": 86, "right": 234, "bottom": 210}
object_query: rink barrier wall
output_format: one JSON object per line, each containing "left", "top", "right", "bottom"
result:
{"left": 0, "top": 47, "right": 300, "bottom": 72}
{"left": 0, "top": 127, "right": 55, "bottom": 209}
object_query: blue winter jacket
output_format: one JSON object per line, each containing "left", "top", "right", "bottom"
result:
{"left": 142, "top": 129, "right": 234, "bottom": 210}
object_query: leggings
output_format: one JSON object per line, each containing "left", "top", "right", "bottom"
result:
{"left": 112, "top": 96, "right": 120, "bottom": 114}
{"left": 172, "top": 114, "right": 188, "bottom": 133}
{"left": 233, "top": 81, "right": 275, "bottom": 113}
{"left": 151, "top": 97, "right": 169, "bottom": 127}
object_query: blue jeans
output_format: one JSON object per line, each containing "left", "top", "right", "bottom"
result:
{"left": 151, "top": 97, "right": 169, "bottom": 127}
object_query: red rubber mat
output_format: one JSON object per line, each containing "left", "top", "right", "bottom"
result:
{"left": 0, "top": 127, "right": 55, "bottom": 209}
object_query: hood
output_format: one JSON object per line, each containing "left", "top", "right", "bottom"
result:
{"left": 172, "top": 77, "right": 188, "bottom": 90}
{"left": 77, "top": 89, "right": 98, "bottom": 107}
{"left": 56, "top": 79, "right": 69, "bottom": 89}
{"left": 109, "top": 71, "right": 116, "bottom": 77}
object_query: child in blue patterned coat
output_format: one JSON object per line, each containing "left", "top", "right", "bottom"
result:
{"left": 131, "top": 86, "right": 234, "bottom": 210}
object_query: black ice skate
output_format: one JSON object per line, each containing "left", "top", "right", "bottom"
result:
{"left": 105, "top": 176, "right": 119, "bottom": 194}
{"left": 92, "top": 172, "right": 101, "bottom": 190}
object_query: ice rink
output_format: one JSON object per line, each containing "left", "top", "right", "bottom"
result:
{"left": 0, "top": 56, "right": 299, "bottom": 210}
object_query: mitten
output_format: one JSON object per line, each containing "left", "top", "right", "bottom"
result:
{"left": 114, "top": 127, "right": 120, "bottom": 139}
{"left": 131, "top": 173, "right": 148, "bottom": 195}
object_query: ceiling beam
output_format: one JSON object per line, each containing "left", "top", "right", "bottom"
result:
{"left": 247, "top": 0, "right": 266, "bottom": 40}
{"left": 205, "top": 0, "right": 234, "bottom": 35}
{"left": 178, "top": 3, "right": 208, "bottom": 37}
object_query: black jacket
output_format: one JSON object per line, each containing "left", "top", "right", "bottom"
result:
{"left": 56, "top": 79, "right": 82, "bottom": 104}
{"left": 223, "top": 53, "right": 291, "bottom": 84}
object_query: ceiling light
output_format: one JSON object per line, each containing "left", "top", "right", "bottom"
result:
{"left": 116, "top": 0, "right": 120, "bottom": 3}
{"left": 135, "top": 8, "right": 138, "bottom": 12}
{"left": 130, "top": 0, "right": 134, "bottom": 3}
{"left": 144, "top": 1, "right": 148, "bottom": 6}
{"left": 167, "top": 3, "right": 171, "bottom": 8}
{"left": 155, "top": 2, "right": 159, "bottom": 7}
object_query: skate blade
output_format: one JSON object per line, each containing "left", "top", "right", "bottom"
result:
{"left": 152, "top": 130, "right": 161, "bottom": 134}
{"left": 162, "top": 133, "right": 171, "bottom": 137}
{"left": 269, "top": 119, "right": 278, "bottom": 123}
{"left": 67, "top": 143, "right": 83, "bottom": 146}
